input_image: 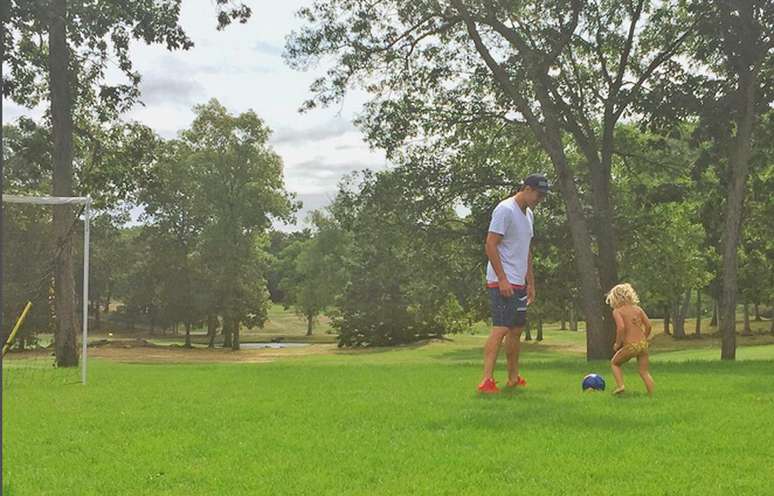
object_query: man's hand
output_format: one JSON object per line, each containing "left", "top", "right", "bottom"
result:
{"left": 498, "top": 279, "right": 514, "bottom": 298}
{"left": 527, "top": 286, "right": 535, "bottom": 305}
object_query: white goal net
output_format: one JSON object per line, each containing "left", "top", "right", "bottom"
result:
{"left": 2, "top": 195, "right": 92, "bottom": 385}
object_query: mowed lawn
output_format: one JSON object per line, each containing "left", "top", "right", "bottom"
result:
{"left": 3, "top": 328, "right": 774, "bottom": 495}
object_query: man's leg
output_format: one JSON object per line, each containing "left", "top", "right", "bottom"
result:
{"left": 505, "top": 288, "right": 528, "bottom": 385}
{"left": 482, "top": 326, "right": 510, "bottom": 380}
{"left": 504, "top": 326, "right": 524, "bottom": 384}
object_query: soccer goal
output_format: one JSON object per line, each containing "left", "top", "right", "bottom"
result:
{"left": 2, "top": 194, "right": 92, "bottom": 384}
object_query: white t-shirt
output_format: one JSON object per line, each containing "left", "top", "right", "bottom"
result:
{"left": 486, "top": 198, "right": 533, "bottom": 286}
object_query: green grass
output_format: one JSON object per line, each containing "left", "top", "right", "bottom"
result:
{"left": 3, "top": 329, "right": 774, "bottom": 495}
{"left": 101, "top": 304, "right": 336, "bottom": 347}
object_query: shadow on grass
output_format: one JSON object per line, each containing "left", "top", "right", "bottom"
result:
{"left": 331, "top": 338, "right": 452, "bottom": 356}
{"left": 436, "top": 345, "right": 774, "bottom": 377}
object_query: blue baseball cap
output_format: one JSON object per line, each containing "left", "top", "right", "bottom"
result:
{"left": 522, "top": 173, "right": 550, "bottom": 193}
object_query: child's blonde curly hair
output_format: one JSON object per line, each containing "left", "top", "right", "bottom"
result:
{"left": 605, "top": 283, "right": 640, "bottom": 308}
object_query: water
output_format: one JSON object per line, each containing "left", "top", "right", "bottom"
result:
{"left": 240, "top": 342, "right": 310, "bottom": 349}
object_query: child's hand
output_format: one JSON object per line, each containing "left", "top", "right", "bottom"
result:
{"left": 613, "top": 342, "right": 621, "bottom": 352}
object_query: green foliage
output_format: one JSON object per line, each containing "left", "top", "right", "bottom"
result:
{"left": 121, "top": 100, "right": 297, "bottom": 343}
{"left": 278, "top": 214, "right": 349, "bottom": 334}
{"left": 325, "top": 171, "right": 477, "bottom": 346}
{"left": 0, "top": 203, "right": 53, "bottom": 348}
{"left": 2, "top": 0, "right": 251, "bottom": 119}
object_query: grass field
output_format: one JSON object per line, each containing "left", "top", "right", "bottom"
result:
{"left": 3, "top": 312, "right": 774, "bottom": 495}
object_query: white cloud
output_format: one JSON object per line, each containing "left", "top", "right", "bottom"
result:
{"left": 1, "top": 101, "right": 45, "bottom": 123}
{"left": 4, "top": 1, "right": 388, "bottom": 232}
{"left": 253, "top": 41, "right": 284, "bottom": 57}
{"left": 270, "top": 119, "right": 355, "bottom": 144}
{"left": 274, "top": 192, "right": 337, "bottom": 232}
{"left": 138, "top": 73, "right": 206, "bottom": 106}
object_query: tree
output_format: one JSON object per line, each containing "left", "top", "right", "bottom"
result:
{"left": 287, "top": 0, "right": 699, "bottom": 359}
{"left": 3, "top": 120, "right": 54, "bottom": 348}
{"left": 81, "top": 213, "right": 126, "bottom": 332}
{"left": 0, "top": 203, "right": 53, "bottom": 350}
{"left": 698, "top": 1, "right": 773, "bottom": 359}
{"left": 180, "top": 100, "right": 297, "bottom": 350}
{"left": 265, "top": 229, "right": 311, "bottom": 304}
{"left": 139, "top": 140, "right": 210, "bottom": 347}
{"left": 278, "top": 213, "right": 349, "bottom": 336}
{"left": 2, "top": 0, "right": 252, "bottom": 366}
{"left": 646, "top": 1, "right": 773, "bottom": 358}
{"left": 610, "top": 123, "right": 712, "bottom": 338}
{"left": 326, "top": 171, "right": 472, "bottom": 347}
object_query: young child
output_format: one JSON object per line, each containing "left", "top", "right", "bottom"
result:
{"left": 606, "top": 283, "right": 655, "bottom": 396}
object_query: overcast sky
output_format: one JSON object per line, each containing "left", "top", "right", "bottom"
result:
{"left": 2, "top": 1, "right": 387, "bottom": 231}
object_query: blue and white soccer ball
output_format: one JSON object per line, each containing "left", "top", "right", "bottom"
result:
{"left": 582, "top": 373, "right": 606, "bottom": 391}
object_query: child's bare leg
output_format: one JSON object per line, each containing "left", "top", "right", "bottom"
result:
{"left": 637, "top": 352, "right": 655, "bottom": 396}
{"left": 611, "top": 349, "right": 631, "bottom": 394}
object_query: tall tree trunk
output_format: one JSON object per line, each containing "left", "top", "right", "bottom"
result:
{"left": 719, "top": 4, "right": 760, "bottom": 360}
{"left": 710, "top": 299, "right": 718, "bottom": 327}
{"left": 570, "top": 303, "right": 578, "bottom": 332}
{"left": 458, "top": 13, "right": 611, "bottom": 359}
{"left": 184, "top": 321, "right": 192, "bottom": 348}
{"left": 231, "top": 319, "right": 240, "bottom": 350}
{"left": 754, "top": 303, "right": 760, "bottom": 321}
{"left": 663, "top": 306, "right": 671, "bottom": 336}
{"left": 222, "top": 316, "right": 233, "bottom": 348}
{"left": 94, "top": 300, "right": 101, "bottom": 332}
{"left": 207, "top": 313, "right": 217, "bottom": 349}
{"left": 536, "top": 314, "right": 543, "bottom": 342}
{"left": 540, "top": 129, "right": 612, "bottom": 359}
{"left": 742, "top": 302, "right": 751, "bottom": 336}
{"left": 695, "top": 290, "right": 702, "bottom": 336}
{"left": 586, "top": 156, "right": 619, "bottom": 295}
{"left": 673, "top": 290, "right": 691, "bottom": 339}
{"left": 306, "top": 313, "right": 314, "bottom": 336}
{"left": 524, "top": 322, "right": 532, "bottom": 341}
{"left": 560, "top": 305, "right": 567, "bottom": 330}
{"left": 671, "top": 302, "right": 680, "bottom": 337}
{"left": 50, "top": 0, "right": 78, "bottom": 367}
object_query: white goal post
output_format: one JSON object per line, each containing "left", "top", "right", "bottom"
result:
{"left": 2, "top": 194, "right": 92, "bottom": 384}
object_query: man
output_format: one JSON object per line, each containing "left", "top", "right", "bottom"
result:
{"left": 478, "top": 173, "right": 549, "bottom": 393}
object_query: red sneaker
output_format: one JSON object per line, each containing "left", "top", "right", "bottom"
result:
{"left": 477, "top": 377, "right": 500, "bottom": 394}
{"left": 506, "top": 376, "right": 527, "bottom": 388}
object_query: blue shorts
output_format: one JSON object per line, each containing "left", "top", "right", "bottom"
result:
{"left": 488, "top": 287, "right": 528, "bottom": 328}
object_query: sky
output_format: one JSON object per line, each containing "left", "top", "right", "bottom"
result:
{"left": 2, "top": 1, "right": 388, "bottom": 231}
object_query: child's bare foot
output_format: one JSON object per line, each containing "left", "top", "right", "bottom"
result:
{"left": 613, "top": 386, "right": 626, "bottom": 395}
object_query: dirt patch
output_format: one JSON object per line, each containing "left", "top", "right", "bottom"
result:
{"left": 88, "top": 343, "right": 339, "bottom": 364}
{"left": 3, "top": 339, "right": 340, "bottom": 365}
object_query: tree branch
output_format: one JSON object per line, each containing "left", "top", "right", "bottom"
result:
{"left": 451, "top": 0, "right": 542, "bottom": 132}
{"left": 613, "top": 17, "right": 701, "bottom": 120}
{"left": 613, "top": 0, "right": 646, "bottom": 95}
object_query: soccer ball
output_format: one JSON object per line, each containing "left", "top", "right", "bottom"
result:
{"left": 582, "top": 373, "right": 606, "bottom": 391}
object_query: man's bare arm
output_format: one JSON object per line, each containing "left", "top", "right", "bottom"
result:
{"left": 526, "top": 247, "right": 535, "bottom": 304}
{"left": 485, "top": 232, "right": 513, "bottom": 297}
